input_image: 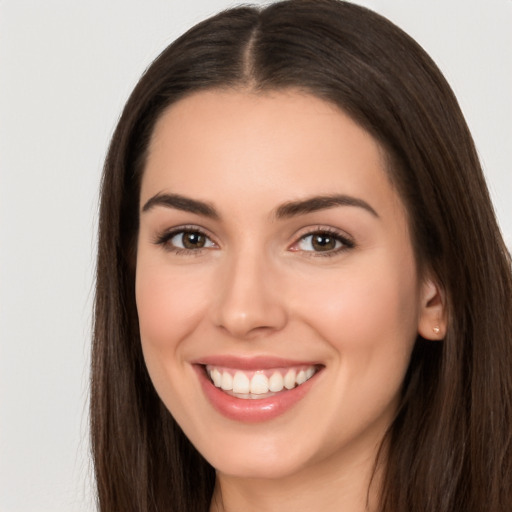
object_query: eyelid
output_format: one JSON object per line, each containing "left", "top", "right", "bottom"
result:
{"left": 152, "top": 224, "right": 354, "bottom": 257}
{"left": 288, "top": 225, "right": 355, "bottom": 256}
{"left": 153, "top": 224, "right": 219, "bottom": 252}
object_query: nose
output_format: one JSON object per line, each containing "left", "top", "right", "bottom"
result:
{"left": 211, "top": 249, "right": 288, "bottom": 339}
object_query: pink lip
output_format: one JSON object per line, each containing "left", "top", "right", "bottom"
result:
{"left": 193, "top": 357, "right": 322, "bottom": 423}
{"left": 193, "top": 355, "right": 320, "bottom": 370}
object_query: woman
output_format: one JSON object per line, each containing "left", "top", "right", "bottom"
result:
{"left": 91, "top": 1, "right": 512, "bottom": 510}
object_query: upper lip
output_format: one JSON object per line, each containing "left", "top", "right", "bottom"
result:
{"left": 192, "top": 355, "right": 322, "bottom": 371}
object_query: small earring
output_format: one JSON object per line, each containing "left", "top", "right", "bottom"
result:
{"left": 433, "top": 326, "right": 440, "bottom": 335}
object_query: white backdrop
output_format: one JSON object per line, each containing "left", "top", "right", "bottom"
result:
{"left": 0, "top": 1, "right": 510, "bottom": 511}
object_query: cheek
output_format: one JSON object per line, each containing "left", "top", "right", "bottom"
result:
{"left": 135, "top": 261, "right": 211, "bottom": 351}
{"left": 293, "top": 249, "right": 420, "bottom": 361}
{"left": 292, "top": 253, "right": 419, "bottom": 438}
{"left": 134, "top": 256, "right": 215, "bottom": 409}
{"left": 135, "top": 260, "right": 213, "bottom": 419}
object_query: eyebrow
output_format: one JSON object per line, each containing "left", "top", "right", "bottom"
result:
{"left": 274, "top": 194, "right": 379, "bottom": 219}
{"left": 141, "top": 192, "right": 378, "bottom": 220}
{"left": 141, "top": 193, "right": 219, "bottom": 219}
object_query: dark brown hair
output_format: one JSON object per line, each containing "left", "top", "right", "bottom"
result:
{"left": 91, "top": 1, "right": 512, "bottom": 510}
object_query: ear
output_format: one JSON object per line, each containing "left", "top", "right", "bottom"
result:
{"left": 417, "top": 276, "right": 447, "bottom": 340}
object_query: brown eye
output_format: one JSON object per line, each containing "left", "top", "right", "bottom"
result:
{"left": 311, "top": 233, "right": 338, "bottom": 251}
{"left": 182, "top": 231, "right": 206, "bottom": 249}
{"left": 167, "top": 230, "right": 215, "bottom": 251}
{"left": 294, "top": 230, "right": 353, "bottom": 255}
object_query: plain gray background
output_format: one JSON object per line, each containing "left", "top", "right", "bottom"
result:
{"left": 1, "top": 1, "right": 510, "bottom": 510}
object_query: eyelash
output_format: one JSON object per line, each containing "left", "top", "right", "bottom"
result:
{"left": 154, "top": 226, "right": 355, "bottom": 257}
{"left": 290, "top": 227, "right": 355, "bottom": 258}
{"left": 153, "top": 225, "right": 217, "bottom": 256}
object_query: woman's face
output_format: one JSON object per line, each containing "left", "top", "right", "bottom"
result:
{"left": 136, "top": 90, "right": 441, "bottom": 479}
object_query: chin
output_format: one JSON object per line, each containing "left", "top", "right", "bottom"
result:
{"left": 193, "top": 428, "right": 321, "bottom": 481}
{"left": 211, "top": 453, "right": 309, "bottom": 480}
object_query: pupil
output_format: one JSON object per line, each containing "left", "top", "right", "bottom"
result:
{"left": 312, "top": 234, "right": 335, "bottom": 251}
{"left": 183, "top": 232, "right": 205, "bottom": 249}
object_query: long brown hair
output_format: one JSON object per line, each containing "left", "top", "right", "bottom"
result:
{"left": 91, "top": 1, "right": 512, "bottom": 510}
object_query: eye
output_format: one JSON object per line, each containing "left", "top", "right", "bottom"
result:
{"left": 291, "top": 229, "right": 354, "bottom": 255}
{"left": 171, "top": 231, "right": 214, "bottom": 249}
{"left": 155, "top": 228, "right": 217, "bottom": 253}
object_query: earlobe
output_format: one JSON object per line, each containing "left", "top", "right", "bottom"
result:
{"left": 417, "top": 277, "right": 447, "bottom": 340}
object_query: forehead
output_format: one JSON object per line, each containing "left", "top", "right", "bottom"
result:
{"left": 141, "top": 89, "right": 403, "bottom": 222}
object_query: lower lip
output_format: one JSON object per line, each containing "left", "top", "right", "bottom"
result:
{"left": 195, "top": 365, "right": 319, "bottom": 423}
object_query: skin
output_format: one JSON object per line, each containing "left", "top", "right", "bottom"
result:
{"left": 135, "top": 90, "right": 445, "bottom": 512}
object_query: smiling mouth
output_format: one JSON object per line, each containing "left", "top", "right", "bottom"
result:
{"left": 205, "top": 364, "right": 320, "bottom": 399}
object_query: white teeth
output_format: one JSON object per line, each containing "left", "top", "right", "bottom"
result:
{"left": 232, "top": 371, "right": 250, "bottom": 394}
{"left": 284, "top": 369, "right": 296, "bottom": 390}
{"left": 211, "top": 368, "right": 222, "bottom": 387}
{"left": 221, "top": 371, "right": 233, "bottom": 391}
{"left": 208, "top": 365, "right": 318, "bottom": 397}
{"left": 250, "top": 373, "right": 269, "bottom": 394}
{"left": 268, "top": 371, "right": 284, "bottom": 392}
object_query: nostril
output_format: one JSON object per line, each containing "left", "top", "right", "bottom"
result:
{"left": 211, "top": 260, "right": 288, "bottom": 338}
